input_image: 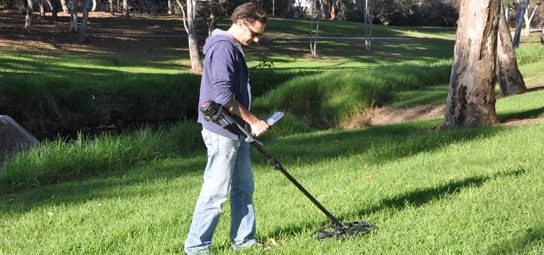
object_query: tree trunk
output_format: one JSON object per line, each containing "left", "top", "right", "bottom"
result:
{"left": 442, "top": 0, "right": 500, "bottom": 129}
{"left": 497, "top": 0, "right": 526, "bottom": 96}
{"left": 122, "top": 0, "right": 129, "bottom": 17}
{"left": 364, "top": 0, "right": 373, "bottom": 51}
{"left": 61, "top": 0, "right": 69, "bottom": 13}
{"left": 523, "top": 3, "right": 541, "bottom": 37}
{"left": 91, "top": 0, "right": 97, "bottom": 12}
{"left": 168, "top": 0, "right": 174, "bottom": 15}
{"left": 183, "top": 0, "right": 203, "bottom": 72}
{"left": 25, "top": 0, "right": 34, "bottom": 31}
{"left": 70, "top": 0, "right": 78, "bottom": 32}
{"left": 39, "top": 0, "right": 45, "bottom": 18}
{"left": 79, "top": 0, "right": 91, "bottom": 43}
{"left": 49, "top": 0, "right": 58, "bottom": 19}
{"left": 207, "top": 0, "right": 218, "bottom": 35}
{"left": 109, "top": 0, "right": 115, "bottom": 15}
{"left": 309, "top": 0, "right": 316, "bottom": 57}
{"left": 287, "top": 0, "right": 294, "bottom": 18}
{"left": 330, "top": 1, "right": 336, "bottom": 20}
{"left": 312, "top": 0, "right": 322, "bottom": 57}
{"left": 542, "top": 23, "right": 544, "bottom": 44}
{"left": 513, "top": 0, "right": 528, "bottom": 48}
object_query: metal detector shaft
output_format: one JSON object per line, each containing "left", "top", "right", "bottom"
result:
{"left": 249, "top": 141, "right": 344, "bottom": 228}
{"left": 222, "top": 117, "right": 345, "bottom": 228}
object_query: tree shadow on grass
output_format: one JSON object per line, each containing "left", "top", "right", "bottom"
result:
{"left": 486, "top": 225, "right": 544, "bottom": 254}
{"left": 354, "top": 168, "right": 525, "bottom": 217}
{"left": 497, "top": 106, "right": 544, "bottom": 122}
{"left": 262, "top": 168, "right": 526, "bottom": 240}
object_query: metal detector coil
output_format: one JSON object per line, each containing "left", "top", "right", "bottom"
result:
{"left": 200, "top": 100, "right": 374, "bottom": 240}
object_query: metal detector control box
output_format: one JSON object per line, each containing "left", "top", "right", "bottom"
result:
{"left": 265, "top": 112, "right": 284, "bottom": 127}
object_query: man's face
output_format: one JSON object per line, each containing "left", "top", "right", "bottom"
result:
{"left": 239, "top": 20, "right": 265, "bottom": 45}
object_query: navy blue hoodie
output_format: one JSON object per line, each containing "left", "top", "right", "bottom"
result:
{"left": 197, "top": 29, "right": 250, "bottom": 140}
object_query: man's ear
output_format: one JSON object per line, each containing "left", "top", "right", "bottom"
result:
{"left": 235, "top": 19, "right": 244, "bottom": 28}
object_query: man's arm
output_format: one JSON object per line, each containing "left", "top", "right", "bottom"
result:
{"left": 232, "top": 105, "right": 269, "bottom": 137}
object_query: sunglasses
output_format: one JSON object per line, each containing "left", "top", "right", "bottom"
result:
{"left": 244, "top": 22, "right": 264, "bottom": 37}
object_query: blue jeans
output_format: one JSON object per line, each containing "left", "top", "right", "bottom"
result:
{"left": 184, "top": 129, "right": 257, "bottom": 254}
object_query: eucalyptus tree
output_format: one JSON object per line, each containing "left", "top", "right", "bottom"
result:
{"left": 513, "top": 0, "right": 529, "bottom": 48}
{"left": 523, "top": 0, "right": 542, "bottom": 36}
{"left": 542, "top": 23, "right": 544, "bottom": 44}
{"left": 60, "top": 0, "right": 69, "bottom": 13}
{"left": 109, "top": 0, "right": 115, "bottom": 14}
{"left": 497, "top": 0, "right": 526, "bottom": 96}
{"left": 70, "top": 0, "right": 78, "bottom": 32}
{"left": 309, "top": 0, "right": 323, "bottom": 58}
{"left": 79, "top": 0, "right": 91, "bottom": 43}
{"left": 363, "top": 0, "right": 373, "bottom": 51}
{"left": 442, "top": 0, "right": 500, "bottom": 129}
{"left": 122, "top": 0, "right": 129, "bottom": 17}
{"left": 24, "top": 0, "right": 33, "bottom": 31}
{"left": 176, "top": 0, "right": 203, "bottom": 72}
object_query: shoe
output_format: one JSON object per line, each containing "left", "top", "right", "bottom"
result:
{"left": 233, "top": 241, "right": 271, "bottom": 251}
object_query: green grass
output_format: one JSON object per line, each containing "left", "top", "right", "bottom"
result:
{"left": 1, "top": 16, "right": 544, "bottom": 254}
{"left": 2, "top": 89, "right": 544, "bottom": 254}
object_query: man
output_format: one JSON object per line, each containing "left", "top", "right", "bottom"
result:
{"left": 184, "top": 3, "right": 269, "bottom": 254}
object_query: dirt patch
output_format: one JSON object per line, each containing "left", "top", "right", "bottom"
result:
{"left": 343, "top": 104, "right": 446, "bottom": 129}
{"left": 344, "top": 84, "right": 544, "bottom": 129}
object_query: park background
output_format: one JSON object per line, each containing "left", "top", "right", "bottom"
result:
{"left": 1, "top": 0, "right": 544, "bottom": 254}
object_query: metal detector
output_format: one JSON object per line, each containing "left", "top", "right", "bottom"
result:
{"left": 200, "top": 101, "right": 374, "bottom": 240}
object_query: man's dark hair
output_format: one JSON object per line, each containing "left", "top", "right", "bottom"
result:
{"left": 231, "top": 2, "right": 268, "bottom": 25}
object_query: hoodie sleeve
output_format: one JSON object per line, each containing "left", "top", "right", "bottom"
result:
{"left": 208, "top": 42, "right": 238, "bottom": 105}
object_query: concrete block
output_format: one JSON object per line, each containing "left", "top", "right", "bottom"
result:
{"left": 0, "top": 115, "right": 40, "bottom": 164}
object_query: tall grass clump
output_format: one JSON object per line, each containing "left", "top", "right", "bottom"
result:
{"left": 253, "top": 60, "right": 451, "bottom": 128}
{"left": 516, "top": 44, "right": 544, "bottom": 65}
{"left": 0, "top": 120, "right": 203, "bottom": 194}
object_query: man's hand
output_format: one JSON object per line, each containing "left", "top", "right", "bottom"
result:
{"left": 250, "top": 119, "right": 269, "bottom": 137}
{"left": 233, "top": 104, "right": 269, "bottom": 137}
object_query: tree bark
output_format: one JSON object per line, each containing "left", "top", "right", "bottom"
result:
{"left": 25, "top": 0, "right": 34, "bottom": 31}
{"left": 177, "top": 0, "right": 203, "bottom": 72}
{"left": 79, "top": 0, "right": 91, "bottom": 43}
{"left": 122, "top": 0, "right": 129, "bottom": 17}
{"left": 513, "top": 0, "right": 528, "bottom": 48}
{"left": 442, "top": 0, "right": 500, "bottom": 129}
{"left": 497, "top": 0, "right": 526, "bottom": 96}
{"left": 207, "top": 0, "right": 218, "bottom": 35}
{"left": 542, "top": 23, "right": 544, "bottom": 44}
{"left": 309, "top": 0, "right": 317, "bottom": 57}
{"left": 109, "top": 0, "right": 115, "bottom": 15}
{"left": 523, "top": 2, "right": 541, "bottom": 36}
{"left": 168, "top": 0, "right": 174, "bottom": 15}
{"left": 61, "top": 0, "right": 69, "bottom": 13}
{"left": 49, "top": 0, "right": 58, "bottom": 19}
{"left": 364, "top": 0, "right": 373, "bottom": 51}
{"left": 39, "top": 0, "right": 45, "bottom": 18}
{"left": 91, "top": 0, "right": 97, "bottom": 12}
{"left": 70, "top": 0, "right": 78, "bottom": 32}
